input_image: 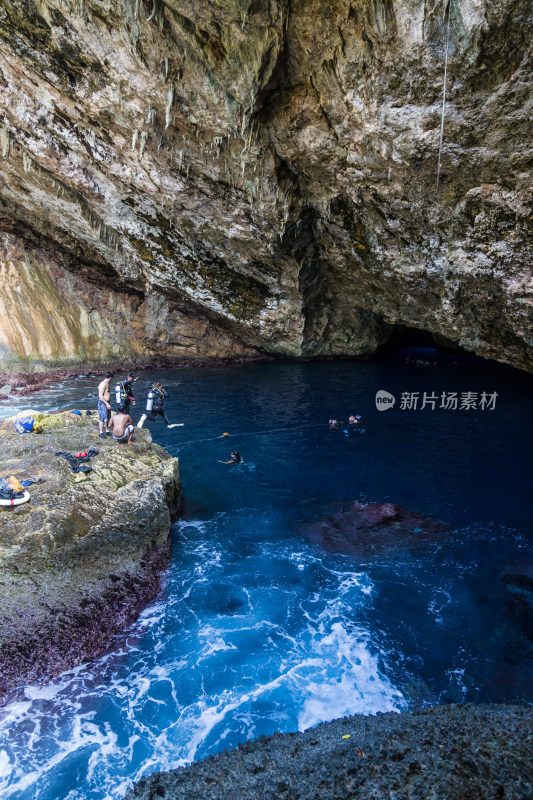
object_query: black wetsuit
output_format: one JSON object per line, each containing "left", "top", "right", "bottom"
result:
{"left": 118, "top": 380, "right": 135, "bottom": 414}
{"left": 149, "top": 387, "right": 170, "bottom": 425}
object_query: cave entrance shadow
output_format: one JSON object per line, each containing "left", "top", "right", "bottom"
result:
{"left": 387, "top": 326, "right": 470, "bottom": 355}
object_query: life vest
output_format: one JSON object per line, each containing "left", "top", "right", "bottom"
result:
{"left": 153, "top": 387, "right": 165, "bottom": 406}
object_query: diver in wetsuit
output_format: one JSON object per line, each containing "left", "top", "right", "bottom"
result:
{"left": 117, "top": 373, "right": 137, "bottom": 414}
{"left": 137, "top": 381, "right": 171, "bottom": 427}
{"left": 137, "top": 381, "right": 183, "bottom": 429}
{"left": 149, "top": 382, "right": 170, "bottom": 425}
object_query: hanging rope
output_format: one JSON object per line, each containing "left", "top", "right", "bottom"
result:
{"left": 436, "top": 0, "right": 452, "bottom": 195}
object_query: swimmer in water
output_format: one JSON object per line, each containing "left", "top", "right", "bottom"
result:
{"left": 328, "top": 419, "right": 338, "bottom": 428}
{"left": 219, "top": 451, "right": 242, "bottom": 465}
{"left": 348, "top": 415, "right": 362, "bottom": 426}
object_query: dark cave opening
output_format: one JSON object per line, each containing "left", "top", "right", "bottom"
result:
{"left": 388, "top": 326, "right": 471, "bottom": 355}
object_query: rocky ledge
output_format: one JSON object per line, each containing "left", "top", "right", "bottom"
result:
{"left": 126, "top": 703, "right": 533, "bottom": 800}
{"left": 0, "top": 411, "right": 180, "bottom": 704}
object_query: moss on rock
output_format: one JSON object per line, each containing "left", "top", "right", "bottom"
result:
{"left": 0, "top": 412, "right": 181, "bottom": 703}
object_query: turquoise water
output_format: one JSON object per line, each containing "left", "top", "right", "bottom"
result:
{"left": 0, "top": 353, "right": 531, "bottom": 799}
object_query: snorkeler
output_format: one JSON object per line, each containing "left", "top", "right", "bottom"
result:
{"left": 219, "top": 451, "right": 242, "bottom": 465}
{"left": 328, "top": 419, "right": 339, "bottom": 428}
{"left": 348, "top": 415, "right": 362, "bottom": 426}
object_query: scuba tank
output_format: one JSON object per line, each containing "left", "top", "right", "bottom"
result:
{"left": 146, "top": 390, "right": 155, "bottom": 412}
{"left": 115, "top": 384, "right": 122, "bottom": 405}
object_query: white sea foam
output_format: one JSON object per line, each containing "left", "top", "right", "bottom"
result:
{"left": 446, "top": 667, "right": 470, "bottom": 701}
{"left": 336, "top": 571, "right": 374, "bottom": 596}
{"left": 197, "top": 628, "right": 238, "bottom": 660}
{"left": 25, "top": 681, "right": 71, "bottom": 701}
{"left": 296, "top": 621, "right": 405, "bottom": 731}
{"left": 0, "top": 512, "right": 405, "bottom": 800}
{"left": 0, "top": 749, "right": 12, "bottom": 781}
{"left": 176, "top": 519, "right": 208, "bottom": 535}
{"left": 427, "top": 585, "right": 452, "bottom": 626}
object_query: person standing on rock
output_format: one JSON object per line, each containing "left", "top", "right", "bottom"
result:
{"left": 117, "top": 373, "right": 137, "bottom": 414}
{"left": 98, "top": 372, "right": 114, "bottom": 439}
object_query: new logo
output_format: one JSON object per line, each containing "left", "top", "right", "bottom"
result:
{"left": 375, "top": 390, "right": 396, "bottom": 410}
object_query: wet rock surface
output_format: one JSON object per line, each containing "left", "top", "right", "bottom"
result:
{"left": 126, "top": 703, "right": 533, "bottom": 800}
{"left": 0, "top": 0, "right": 531, "bottom": 371}
{"left": 492, "top": 560, "right": 533, "bottom": 689}
{"left": 0, "top": 411, "right": 180, "bottom": 703}
{"left": 299, "top": 502, "right": 449, "bottom": 557}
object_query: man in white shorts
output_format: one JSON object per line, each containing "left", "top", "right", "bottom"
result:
{"left": 108, "top": 410, "right": 135, "bottom": 445}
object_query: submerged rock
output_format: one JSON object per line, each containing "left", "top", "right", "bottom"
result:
{"left": 125, "top": 703, "right": 533, "bottom": 800}
{"left": 494, "top": 559, "right": 533, "bottom": 672}
{"left": 499, "top": 559, "right": 533, "bottom": 640}
{"left": 299, "top": 502, "right": 449, "bottom": 557}
{"left": 501, "top": 561, "right": 533, "bottom": 605}
{"left": 0, "top": 411, "right": 180, "bottom": 704}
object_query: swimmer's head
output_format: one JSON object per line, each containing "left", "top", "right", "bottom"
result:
{"left": 223, "top": 432, "right": 230, "bottom": 437}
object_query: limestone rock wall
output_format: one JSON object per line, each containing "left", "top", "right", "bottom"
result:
{"left": 0, "top": 0, "right": 531, "bottom": 370}
{"left": 0, "top": 233, "right": 255, "bottom": 368}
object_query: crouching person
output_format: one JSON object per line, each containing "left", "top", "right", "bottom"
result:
{"left": 108, "top": 410, "right": 135, "bottom": 445}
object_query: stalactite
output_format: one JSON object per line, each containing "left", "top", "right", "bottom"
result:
{"left": 1, "top": 124, "right": 10, "bottom": 159}
{"left": 132, "top": 130, "right": 139, "bottom": 151}
{"left": 165, "top": 84, "right": 174, "bottom": 130}
{"left": 139, "top": 131, "right": 148, "bottom": 158}
{"left": 146, "top": 0, "right": 157, "bottom": 22}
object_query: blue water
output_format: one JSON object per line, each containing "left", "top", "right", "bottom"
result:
{"left": 0, "top": 352, "right": 532, "bottom": 799}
